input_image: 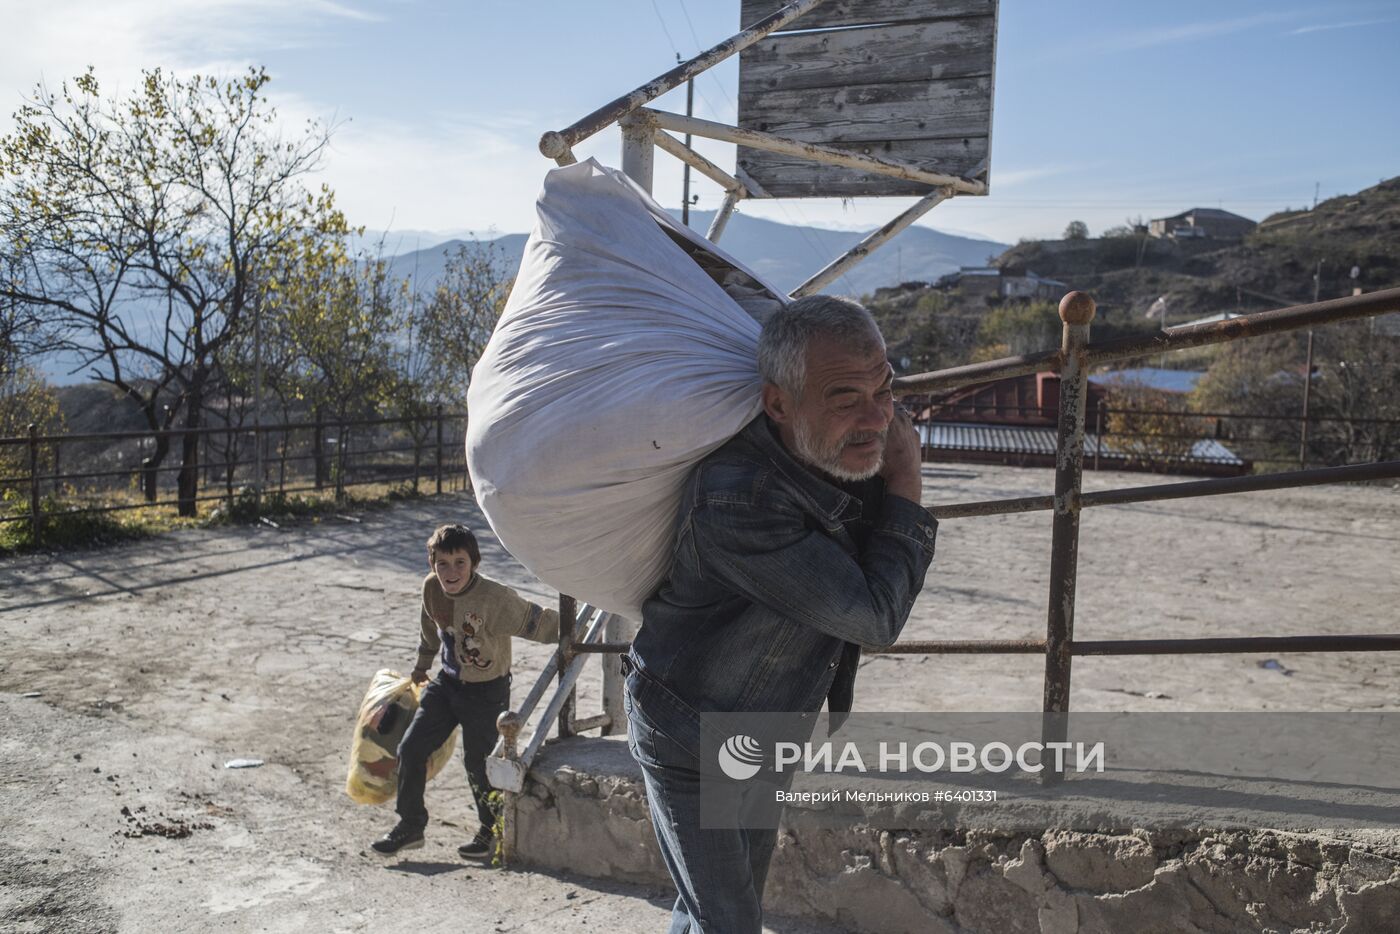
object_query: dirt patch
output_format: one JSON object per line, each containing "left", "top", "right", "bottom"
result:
{"left": 118, "top": 805, "right": 215, "bottom": 840}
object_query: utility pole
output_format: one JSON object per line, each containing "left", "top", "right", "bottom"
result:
{"left": 679, "top": 54, "right": 695, "bottom": 226}
{"left": 1299, "top": 260, "right": 1320, "bottom": 469}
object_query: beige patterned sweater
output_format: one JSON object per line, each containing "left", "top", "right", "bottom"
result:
{"left": 415, "top": 572, "right": 560, "bottom": 682}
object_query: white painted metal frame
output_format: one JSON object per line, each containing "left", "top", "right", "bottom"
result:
{"left": 645, "top": 109, "right": 986, "bottom": 197}
{"left": 582, "top": 105, "right": 981, "bottom": 293}
{"left": 537, "top": 0, "right": 992, "bottom": 294}
{"left": 487, "top": 604, "right": 612, "bottom": 794}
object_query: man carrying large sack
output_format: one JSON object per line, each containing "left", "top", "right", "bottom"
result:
{"left": 623, "top": 295, "right": 938, "bottom": 933}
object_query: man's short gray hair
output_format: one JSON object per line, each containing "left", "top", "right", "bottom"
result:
{"left": 757, "top": 295, "right": 884, "bottom": 395}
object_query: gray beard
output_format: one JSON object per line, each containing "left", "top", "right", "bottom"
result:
{"left": 792, "top": 417, "right": 886, "bottom": 482}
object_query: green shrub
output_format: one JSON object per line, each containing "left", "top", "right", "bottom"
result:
{"left": 386, "top": 481, "right": 426, "bottom": 502}
{"left": 0, "top": 489, "right": 149, "bottom": 553}
{"left": 206, "top": 486, "right": 341, "bottom": 525}
{"left": 487, "top": 789, "right": 506, "bottom": 868}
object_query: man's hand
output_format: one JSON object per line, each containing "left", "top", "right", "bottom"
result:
{"left": 410, "top": 667, "right": 429, "bottom": 685}
{"left": 880, "top": 404, "right": 923, "bottom": 504}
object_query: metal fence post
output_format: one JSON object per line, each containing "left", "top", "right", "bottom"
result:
{"left": 313, "top": 414, "right": 325, "bottom": 490}
{"left": 52, "top": 441, "right": 61, "bottom": 496}
{"left": 1094, "top": 400, "right": 1104, "bottom": 472}
{"left": 435, "top": 404, "right": 444, "bottom": 496}
{"left": 557, "top": 595, "right": 577, "bottom": 738}
{"left": 335, "top": 423, "right": 347, "bottom": 503}
{"left": 142, "top": 445, "right": 155, "bottom": 503}
{"left": 1042, "top": 292, "right": 1095, "bottom": 780}
{"left": 27, "top": 424, "right": 41, "bottom": 542}
{"left": 253, "top": 424, "right": 262, "bottom": 513}
{"left": 1299, "top": 330, "right": 1315, "bottom": 469}
{"left": 411, "top": 415, "right": 422, "bottom": 495}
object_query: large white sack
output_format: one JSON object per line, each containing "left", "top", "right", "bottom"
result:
{"left": 466, "top": 159, "right": 785, "bottom": 620}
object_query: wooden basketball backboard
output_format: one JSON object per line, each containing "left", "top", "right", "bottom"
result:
{"left": 737, "top": 0, "right": 997, "bottom": 198}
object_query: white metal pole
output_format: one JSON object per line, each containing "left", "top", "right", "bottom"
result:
{"left": 620, "top": 113, "right": 655, "bottom": 195}
{"left": 645, "top": 109, "right": 987, "bottom": 195}
{"left": 707, "top": 189, "right": 741, "bottom": 242}
{"left": 792, "top": 187, "right": 952, "bottom": 298}
{"left": 538, "top": 0, "right": 832, "bottom": 163}
{"left": 600, "top": 615, "right": 638, "bottom": 737}
{"left": 652, "top": 130, "right": 745, "bottom": 191}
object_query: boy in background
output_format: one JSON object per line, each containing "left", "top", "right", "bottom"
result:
{"left": 371, "top": 523, "right": 560, "bottom": 858}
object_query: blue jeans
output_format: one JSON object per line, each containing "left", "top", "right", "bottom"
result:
{"left": 624, "top": 672, "right": 777, "bottom": 934}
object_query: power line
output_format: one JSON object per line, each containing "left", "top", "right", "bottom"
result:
{"left": 648, "top": 0, "right": 682, "bottom": 56}
{"left": 674, "top": 0, "right": 706, "bottom": 50}
{"left": 648, "top": 0, "right": 724, "bottom": 122}
{"left": 655, "top": 0, "right": 854, "bottom": 293}
{"left": 674, "top": 0, "right": 737, "bottom": 119}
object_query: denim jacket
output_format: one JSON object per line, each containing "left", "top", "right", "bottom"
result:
{"left": 628, "top": 414, "right": 937, "bottom": 744}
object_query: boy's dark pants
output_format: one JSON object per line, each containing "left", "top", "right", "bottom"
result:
{"left": 396, "top": 672, "right": 511, "bottom": 832}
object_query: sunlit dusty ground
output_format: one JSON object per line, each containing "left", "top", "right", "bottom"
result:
{"left": 2, "top": 463, "right": 1396, "bottom": 931}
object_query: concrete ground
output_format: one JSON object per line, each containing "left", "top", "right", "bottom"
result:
{"left": 2, "top": 463, "right": 1397, "bottom": 932}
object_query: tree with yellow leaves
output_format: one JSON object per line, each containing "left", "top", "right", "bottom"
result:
{"left": 0, "top": 67, "right": 349, "bottom": 515}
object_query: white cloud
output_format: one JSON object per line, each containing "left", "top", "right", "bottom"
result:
{"left": 0, "top": 0, "right": 376, "bottom": 129}
{"left": 1290, "top": 17, "right": 1399, "bottom": 34}
{"left": 0, "top": 0, "right": 724, "bottom": 236}
{"left": 1089, "top": 11, "right": 1302, "bottom": 53}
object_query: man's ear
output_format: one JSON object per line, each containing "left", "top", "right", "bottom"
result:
{"left": 762, "top": 382, "right": 792, "bottom": 426}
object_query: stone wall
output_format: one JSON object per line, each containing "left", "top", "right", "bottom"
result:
{"left": 505, "top": 737, "right": 1400, "bottom": 933}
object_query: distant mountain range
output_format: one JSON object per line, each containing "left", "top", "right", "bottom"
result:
{"left": 381, "top": 211, "right": 1007, "bottom": 299}
{"left": 33, "top": 214, "right": 1005, "bottom": 384}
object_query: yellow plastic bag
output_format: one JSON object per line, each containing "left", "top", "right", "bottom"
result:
{"left": 345, "top": 669, "right": 457, "bottom": 805}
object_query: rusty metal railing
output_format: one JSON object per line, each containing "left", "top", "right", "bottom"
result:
{"left": 887, "top": 288, "right": 1400, "bottom": 695}
{"left": 893, "top": 288, "right": 1400, "bottom": 396}
{"left": 558, "top": 286, "right": 1400, "bottom": 770}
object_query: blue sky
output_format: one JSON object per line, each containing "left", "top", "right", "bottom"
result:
{"left": 3, "top": 1, "right": 1398, "bottom": 245}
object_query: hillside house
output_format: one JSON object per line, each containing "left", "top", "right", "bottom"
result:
{"left": 1149, "top": 208, "right": 1256, "bottom": 241}
{"left": 935, "top": 266, "right": 1067, "bottom": 305}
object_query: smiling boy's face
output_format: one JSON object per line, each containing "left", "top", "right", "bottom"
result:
{"left": 431, "top": 548, "right": 475, "bottom": 595}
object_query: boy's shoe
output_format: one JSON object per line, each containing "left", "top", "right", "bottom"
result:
{"left": 370, "top": 821, "right": 424, "bottom": 855}
{"left": 457, "top": 828, "right": 495, "bottom": 859}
